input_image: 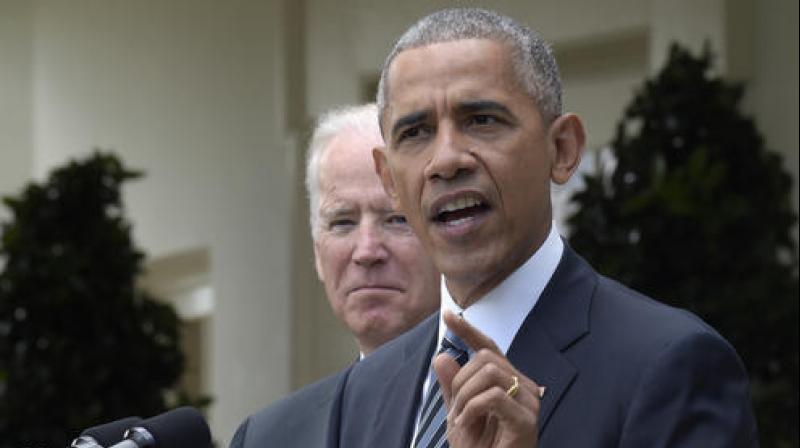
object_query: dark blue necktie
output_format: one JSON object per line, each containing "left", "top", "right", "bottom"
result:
{"left": 413, "top": 329, "right": 470, "bottom": 448}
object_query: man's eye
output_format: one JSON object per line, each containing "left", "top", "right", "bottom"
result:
{"left": 386, "top": 214, "right": 412, "bottom": 233}
{"left": 397, "top": 125, "right": 429, "bottom": 142}
{"left": 386, "top": 215, "right": 407, "bottom": 225}
{"left": 469, "top": 114, "right": 498, "bottom": 126}
{"left": 329, "top": 219, "right": 355, "bottom": 231}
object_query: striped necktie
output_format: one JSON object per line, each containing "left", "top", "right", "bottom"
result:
{"left": 413, "top": 329, "right": 470, "bottom": 448}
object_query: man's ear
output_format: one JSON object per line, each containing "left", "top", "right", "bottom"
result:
{"left": 373, "top": 146, "right": 400, "bottom": 207}
{"left": 313, "top": 239, "right": 324, "bottom": 282}
{"left": 548, "top": 113, "right": 586, "bottom": 185}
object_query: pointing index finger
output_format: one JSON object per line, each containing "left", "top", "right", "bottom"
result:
{"left": 443, "top": 310, "right": 502, "bottom": 355}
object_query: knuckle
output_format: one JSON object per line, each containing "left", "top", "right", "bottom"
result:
{"left": 476, "top": 348, "right": 494, "bottom": 360}
{"left": 450, "top": 375, "right": 464, "bottom": 392}
{"left": 488, "top": 386, "right": 507, "bottom": 403}
{"left": 483, "top": 362, "right": 501, "bottom": 378}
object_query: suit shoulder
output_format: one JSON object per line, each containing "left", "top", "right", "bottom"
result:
{"left": 582, "top": 274, "right": 748, "bottom": 387}
{"left": 594, "top": 275, "right": 725, "bottom": 340}
{"left": 248, "top": 369, "right": 345, "bottom": 425}
{"left": 559, "top": 245, "right": 720, "bottom": 344}
{"left": 230, "top": 367, "right": 349, "bottom": 448}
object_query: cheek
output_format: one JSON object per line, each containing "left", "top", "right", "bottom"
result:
{"left": 386, "top": 238, "right": 416, "bottom": 266}
{"left": 393, "top": 164, "right": 425, "bottom": 206}
{"left": 317, "top": 240, "right": 352, "bottom": 288}
{"left": 499, "top": 147, "right": 550, "bottom": 195}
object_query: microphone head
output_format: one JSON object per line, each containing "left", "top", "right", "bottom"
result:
{"left": 139, "top": 406, "right": 211, "bottom": 448}
{"left": 80, "top": 416, "right": 143, "bottom": 446}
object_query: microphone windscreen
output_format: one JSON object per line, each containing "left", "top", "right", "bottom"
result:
{"left": 81, "top": 416, "right": 143, "bottom": 445}
{"left": 140, "top": 406, "right": 210, "bottom": 448}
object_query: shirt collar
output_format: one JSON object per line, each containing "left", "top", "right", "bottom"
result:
{"left": 437, "top": 222, "right": 564, "bottom": 354}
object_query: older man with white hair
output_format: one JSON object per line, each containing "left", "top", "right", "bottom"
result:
{"left": 230, "top": 103, "right": 439, "bottom": 447}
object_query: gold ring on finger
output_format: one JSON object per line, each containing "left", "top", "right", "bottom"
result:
{"left": 506, "top": 375, "right": 520, "bottom": 398}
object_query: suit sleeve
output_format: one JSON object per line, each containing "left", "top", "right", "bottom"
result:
{"left": 229, "top": 417, "right": 249, "bottom": 448}
{"left": 619, "top": 329, "right": 759, "bottom": 447}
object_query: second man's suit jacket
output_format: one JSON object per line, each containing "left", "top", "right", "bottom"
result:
{"left": 331, "top": 245, "right": 759, "bottom": 447}
{"left": 230, "top": 367, "right": 351, "bottom": 448}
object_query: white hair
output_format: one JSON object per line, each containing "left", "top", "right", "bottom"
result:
{"left": 377, "top": 8, "right": 562, "bottom": 125}
{"left": 305, "top": 103, "right": 381, "bottom": 240}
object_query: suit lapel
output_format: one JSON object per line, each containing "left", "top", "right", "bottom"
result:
{"left": 507, "top": 244, "right": 595, "bottom": 434}
{"left": 508, "top": 321, "right": 577, "bottom": 433}
{"left": 367, "top": 315, "right": 438, "bottom": 448}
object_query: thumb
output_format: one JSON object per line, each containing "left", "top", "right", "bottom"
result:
{"left": 433, "top": 352, "right": 461, "bottom": 410}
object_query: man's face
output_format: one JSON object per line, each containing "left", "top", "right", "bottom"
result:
{"left": 376, "top": 39, "right": 579, "bottom": 304}
{"left": 314, "top": 129, "right": 439, "bottom": 354}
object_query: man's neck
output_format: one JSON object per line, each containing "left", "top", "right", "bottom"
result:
{"left": 445, "top": 231, "right": 550, "bottom": 308}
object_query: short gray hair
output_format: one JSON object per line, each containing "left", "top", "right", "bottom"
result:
{"left": 376, "top": 8, "right": 562, "bottom": 124}
{"left": 306, "top": 103, "right": 381, "bottom": 240}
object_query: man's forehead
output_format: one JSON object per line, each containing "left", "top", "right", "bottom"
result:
{"left": 388, "top": 38, "right": 510, "bottom": 78}
{"left": 318, "top": 177, "right": 394, "bottom": 211}
{"left": 319, "top": 134, "right": 381, "bottom": 179}
{"left": 384, "top": 40, "right": 515, "bottom": 108}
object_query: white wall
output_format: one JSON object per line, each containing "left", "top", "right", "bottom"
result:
{"left": 649, "top": 0, "right": 727, "bottom": 72}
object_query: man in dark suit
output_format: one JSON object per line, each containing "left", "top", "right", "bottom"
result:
{"left": 230, "top": 104, "right": 440, "bottom": 447}
{"left": 332, "top": 8, "right": 759, "bottom": 447}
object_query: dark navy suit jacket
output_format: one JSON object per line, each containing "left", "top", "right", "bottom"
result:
{"left": 331, "top": 245, "right": 759, "bottom": 447}
{"left": 230, "top": 367, "right": 351, "bottom": 448}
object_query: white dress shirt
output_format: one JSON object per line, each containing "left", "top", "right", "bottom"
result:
{"left": 410, "top": 223, "right": 564, "bottom": 443}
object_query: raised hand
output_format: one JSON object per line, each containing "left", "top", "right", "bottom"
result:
{"left": 434, "top": 311, "right": 543, "bottom": 448}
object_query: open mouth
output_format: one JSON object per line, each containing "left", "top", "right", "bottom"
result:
{"left": 434, "top": 194, "right": 490, "bottom": 226}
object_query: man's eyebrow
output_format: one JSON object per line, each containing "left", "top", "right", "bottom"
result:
{"left": 457, "top": 100, "right": 512, "bottom": 115}
{"left": 319, "top": 206, "right": 353, "bottom": 219}
{"left": 390, "top": 110, "right": 430, "bottom": 138}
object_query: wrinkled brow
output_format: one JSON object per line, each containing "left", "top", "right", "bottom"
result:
{"left": 319, "top": 202, "right": 397, "bottom": 220}
{"left": 319, "top": 204, "right": 353, "bottom": 219}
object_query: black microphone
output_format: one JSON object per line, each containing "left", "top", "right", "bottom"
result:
{"left": 107, "top": 406, "right": 211, "bottom": 448}
{"left": 71, "top": 416, "right": 143, "bottom": 448}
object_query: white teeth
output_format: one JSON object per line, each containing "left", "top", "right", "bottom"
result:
{"left": 445, "top": 216, "right": 472, "bottom": 226}
{"left": 439, "top": 196, "right": 481, "bottom": 214}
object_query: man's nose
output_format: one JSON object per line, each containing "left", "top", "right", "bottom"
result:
{"left": 423, "top": 123, "right": 477, "bottom": 181}
{"left": 352, "top": 224, "right": 389, "bottom": 267}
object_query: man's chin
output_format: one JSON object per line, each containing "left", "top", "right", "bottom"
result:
{"left": 355, "top": 315, "right": 403, "bottom": 342}
{"left": 357, "top": 309, "right": 393, "bottom": 329}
